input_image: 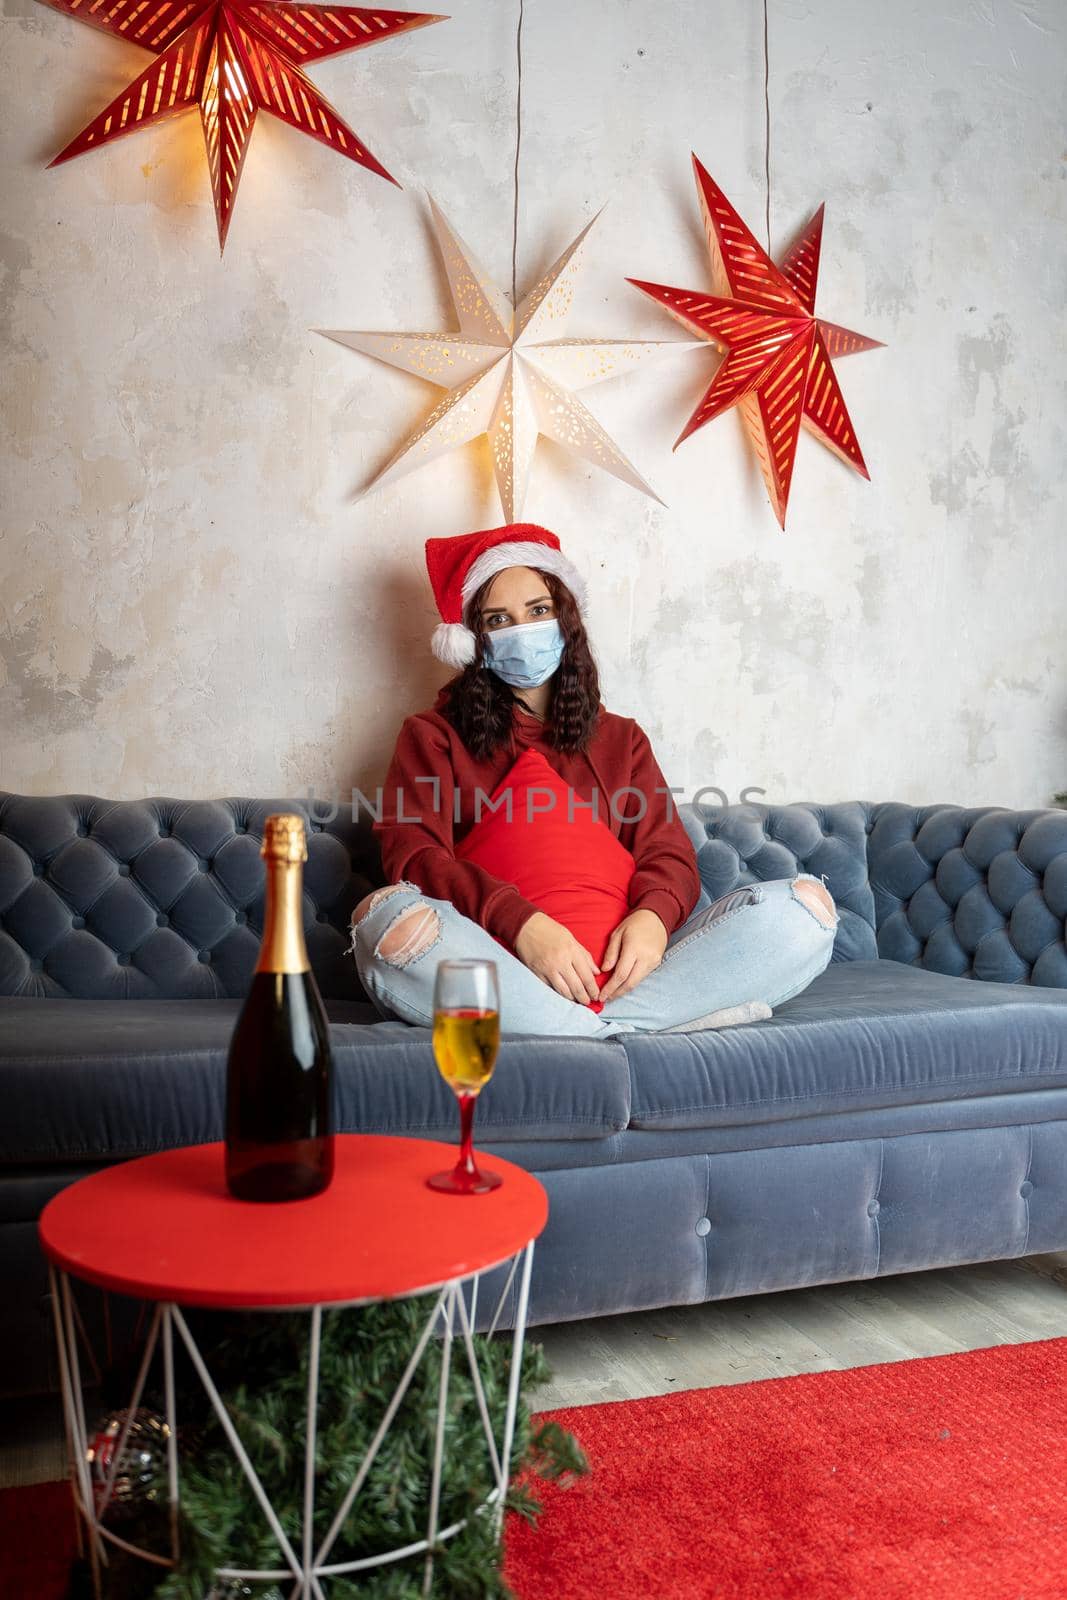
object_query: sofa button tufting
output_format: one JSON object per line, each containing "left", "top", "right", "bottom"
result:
{"left": 695, "top": 1216, "right": 711, "bottom": 1236}
{"left": 72, "top": 916, "right": 85, "bottom": 930}
{"left": 118, "top": 863, "right": 130, "bottom": 877}
{"left": 117, "top": 953, "right": 130, "bottom": 966}
{"left": 76, "top": 825, "right": 89, "bottom": 838}
{"left": 236, "top": 825, "right": 248, "bottom": 835}
{"left": 867, "top": 1200, "right": 880, "bottom": 1217}
{"left": 1020, "top": 1180, "right": 1034, "bottom": 1199}
{"left": 198, "top": 950, "right": 211, "bottom": 963}
{"left": 234, "top": 911, "right": 247, "bottom": 926}
{"left": 198, "top": 859, "right": 210, "bottom": 872}
{"left": 33, "top": 863, "right": 44, "bottom": 877}
{"left": 156, "top": 914, "right": 168, "bottom": 928}
{"left": 316, "top": 912, "right": 328, "bottom": 923}
{"left": 159, "top": 827, "right": 170, "bottom": 838}
{"left": 30, "top": 958, "right": 43, "bottom": 972}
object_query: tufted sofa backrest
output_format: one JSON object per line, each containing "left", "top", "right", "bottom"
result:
{"left": 684, "top": 798, "right": 1067, "bottom": 987}
{"left": 681, "top": 800, "right": 879, "bottom": 964}
{"left": 867, "top": 803, "right": 1067, "bottom": 987}
{"left": 0, "top": 794, "right": 384, "bottom": 1000}
{"left": 3, "top": 792, "right": 1065, "bottom": 1000}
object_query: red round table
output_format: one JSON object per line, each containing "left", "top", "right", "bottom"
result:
{"left": 39, "top": 1133, "right": 549, "bottom": 1599}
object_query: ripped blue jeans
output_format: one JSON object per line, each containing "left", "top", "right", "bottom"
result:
{"left": 346, "top": 874, "right": 839, "bottom": 1038}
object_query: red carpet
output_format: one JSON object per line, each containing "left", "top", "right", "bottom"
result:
{"left": 0, "top": 1480, "right": 79, "bottom": 1600}
{"left": 5, "top": 1338, "right": 1066, "bottom": 1599}
{"left": 503, "top": 1336, "right": 1067, "bottom": 1600}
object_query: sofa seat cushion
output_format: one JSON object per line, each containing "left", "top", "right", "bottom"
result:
{"left": 0, "top": 999, "right": 631, "bottom": 1163}
{"left": 624, "top": 958, "right": 1067, "bottom": 1131}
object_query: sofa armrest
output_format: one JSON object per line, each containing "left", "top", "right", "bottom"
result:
{"left": 868, "top": 803, "right": 1067, "bottom": 987}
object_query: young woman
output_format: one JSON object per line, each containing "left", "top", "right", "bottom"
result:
{"left": 348, "top": 523, "right": 838, "bottom": 1038}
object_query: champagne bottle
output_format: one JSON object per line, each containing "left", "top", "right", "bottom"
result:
{"left": 225, "top": 813, "right": 335, "bottom": 1202}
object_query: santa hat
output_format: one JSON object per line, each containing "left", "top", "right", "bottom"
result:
{"left": 424, "top": 523, "right": 588, "bottom": 667}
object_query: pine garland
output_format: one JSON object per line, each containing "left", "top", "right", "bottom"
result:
{"left": 90, "top": 1292, "right": 587, "bottom": 1599}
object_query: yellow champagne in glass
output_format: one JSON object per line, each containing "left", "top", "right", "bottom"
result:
{"left": 427, "top": 959, "right": 502, "bottom": 1194}
{"left": 432, "top": 1008, "right": 500, "bottom": 1093}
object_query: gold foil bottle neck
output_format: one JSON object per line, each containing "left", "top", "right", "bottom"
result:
{"left": 261, "top": 812, "right": 308, "bottom": 864}
{"left": 256, "top": 813, "right": 310, "bottom": 974}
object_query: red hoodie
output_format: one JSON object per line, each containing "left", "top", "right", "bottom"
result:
{"left": 372, "top": 685, "right": 702, "bottom": 952}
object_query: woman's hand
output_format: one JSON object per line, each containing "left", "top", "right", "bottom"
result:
{"left": 514, "top": 911, "right": 602, "bottom": 1004}
{"left": 597, "top": 909, "right": 668, "bottom": 1004}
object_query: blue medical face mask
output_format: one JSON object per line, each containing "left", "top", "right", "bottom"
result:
{"left": 482, "top": 617, "right": 566, "bottom": 689}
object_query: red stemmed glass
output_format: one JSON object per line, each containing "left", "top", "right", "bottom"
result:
{"left": 427, "top": 959, "right": 502, "bottom": 1194}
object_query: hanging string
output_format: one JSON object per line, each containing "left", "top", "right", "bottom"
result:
{"left": 511, "top": 0, "right": 526, "bottom": 309}
{"left": 762, "top": 0, "right": 772, "bottom": 253}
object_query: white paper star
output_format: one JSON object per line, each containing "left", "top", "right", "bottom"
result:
{"left": 317, "top": 197, "right": 696, "bottom": 517}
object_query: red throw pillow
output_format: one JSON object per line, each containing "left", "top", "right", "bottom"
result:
{"left": 455, "top": 747, "right": 635, "bottom": 1011}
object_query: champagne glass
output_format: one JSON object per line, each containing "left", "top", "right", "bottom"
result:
{"left": 427, "top": 959, "right": 502, "bottom": 1194}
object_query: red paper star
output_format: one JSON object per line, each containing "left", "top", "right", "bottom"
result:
{"left": 629, "top": 155, "right": 884, "bottom": 528}
{"left": 41, "top": 0, "right": 446, "bottom": 249}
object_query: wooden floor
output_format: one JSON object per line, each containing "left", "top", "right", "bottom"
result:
{"left": 3, "top": 1251, "right": 1065, "bottom": 1490}
{"left": 525, "top": 1250, "right": 1067, "bottom": 1411}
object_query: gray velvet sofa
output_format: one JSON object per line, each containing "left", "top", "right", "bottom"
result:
{"left": 2, "top": 789, "right": 1066, "bottom": 1399}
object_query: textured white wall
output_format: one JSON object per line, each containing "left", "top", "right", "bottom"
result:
{"left": 1, "top": 0, "right": 1064, "bottom": 810}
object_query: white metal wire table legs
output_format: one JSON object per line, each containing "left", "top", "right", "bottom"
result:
{"left": 50, "top": 1239, "right": 536, "bottom": 1599}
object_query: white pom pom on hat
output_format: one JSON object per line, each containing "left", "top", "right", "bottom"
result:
{"left": 423, "top": 523, "right": 588, "bottom": 666}
{"left": 430, "top": 621, "right": 478, "bottom": 668}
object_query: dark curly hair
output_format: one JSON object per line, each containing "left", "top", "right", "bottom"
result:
{"left": 437, "top": 568, "right": 601, "bottom": 759}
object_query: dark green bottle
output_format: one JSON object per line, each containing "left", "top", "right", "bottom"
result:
{"left": 225, "top": 813, "right": 335, "bottom": 1202}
